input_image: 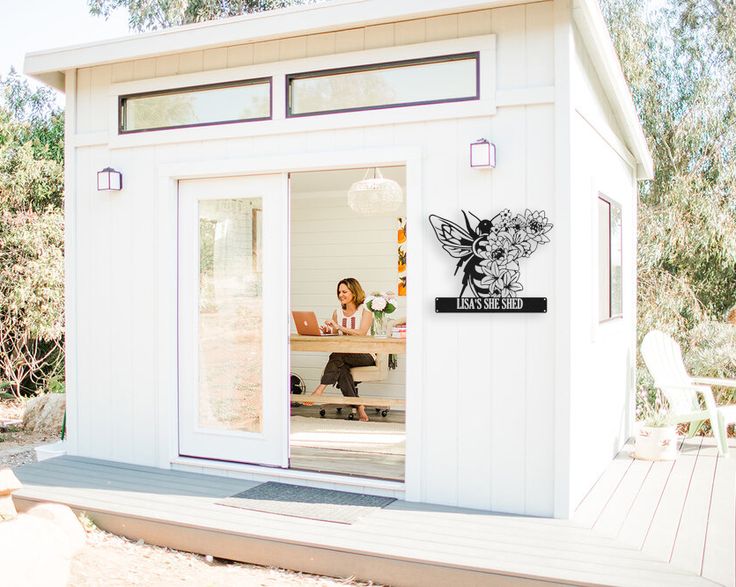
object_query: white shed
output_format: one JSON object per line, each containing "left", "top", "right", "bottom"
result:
{"left": 26, "top": 0, "right": 652, "bottom": 518}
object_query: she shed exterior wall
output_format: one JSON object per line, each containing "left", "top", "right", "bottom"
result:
{"left": 67, "top": 2, "right": 559, "bottom": 515}
{"left": 567, "top": 24, "right": 637, "bottom": 513}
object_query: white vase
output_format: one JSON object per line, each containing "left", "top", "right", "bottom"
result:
{"left": 372, "top": 313, "right": 388, "bottom": 337}
{"left": 634, "top": 425, "right": 678, "bottom": 461}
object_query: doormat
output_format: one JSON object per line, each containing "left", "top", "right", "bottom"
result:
{"left": 216, "top": 482, "right": 396, "bottom": 525}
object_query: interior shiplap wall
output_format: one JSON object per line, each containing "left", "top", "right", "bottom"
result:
{"left": 289, "top": 188, "right": 407, "bottom": 400}
{"left": 69, "top": 2, "right": 565, "bottom": 516}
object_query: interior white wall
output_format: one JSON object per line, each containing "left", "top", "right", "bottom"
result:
{"left": 67, "top": 1, "right": 566, "bottom": 516}
{"left": 289, "top": 181, "right": 407, "bottom": 400}
{"left": 566, "top": 24, "right": 637, "bottom": 514}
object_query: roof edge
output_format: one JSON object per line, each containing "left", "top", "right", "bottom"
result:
{"left": 24, "top": 0, "right": 519, "bottom": 83}
{"left": 573, "top": 0, "right": 654, "bottom": 180}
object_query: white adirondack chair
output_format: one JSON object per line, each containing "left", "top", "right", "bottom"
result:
{"left": 641, "top": 330, "right": 736, "bottom": 457}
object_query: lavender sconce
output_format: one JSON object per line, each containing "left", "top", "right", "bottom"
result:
{"left": 429, "top": 209, "right": 553, "bottom": 313}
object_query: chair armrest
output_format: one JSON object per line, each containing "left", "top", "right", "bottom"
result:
{"left": 657, "top": 382, "right": 711, "bottom": 393}
{"left": 691, "top": 377, "right": 736, "bottom": 388}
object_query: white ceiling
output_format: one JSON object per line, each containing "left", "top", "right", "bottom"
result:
{"left": 289, "top": 166, "right": 406, "bottom": 195}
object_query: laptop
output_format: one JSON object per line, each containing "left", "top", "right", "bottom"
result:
{"left": 291, "top": 311, "right": 338, "bottom": 336}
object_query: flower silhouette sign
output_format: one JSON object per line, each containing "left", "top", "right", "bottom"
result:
{"left": 429, "top": 209, "right": 552, "bottom": 313}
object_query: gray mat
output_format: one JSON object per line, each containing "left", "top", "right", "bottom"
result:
{"left": 216, "top": 482, "right": 396, "bottom": 524}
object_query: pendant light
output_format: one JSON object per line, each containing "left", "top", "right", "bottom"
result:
{"left": 347, "top": 168, "right": 403, "bottom": 215}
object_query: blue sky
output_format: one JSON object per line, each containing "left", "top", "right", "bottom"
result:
{"left": 1, "top": 0, "right": 130, "bottom": 100}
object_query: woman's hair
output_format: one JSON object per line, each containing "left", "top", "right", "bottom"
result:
{"left": 337, "top": 277, "right": 366, "bottom": 309}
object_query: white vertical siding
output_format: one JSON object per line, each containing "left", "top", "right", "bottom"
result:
{"left": 69, "top": 2, "right": 561, "bottom": 515}
{"left": 524, "top": 103, "right": 557, "bottom": 516}
{"left": 567, "top": 24, "right": 637, "bottom": 512}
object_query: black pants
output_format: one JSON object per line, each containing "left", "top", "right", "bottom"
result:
{"left": 320, "top": 353, "right": 375, "bottom": 397}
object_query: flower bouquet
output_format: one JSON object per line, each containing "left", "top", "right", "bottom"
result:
{"left": 365, "top": 291, "right": 397, "bottom": 337}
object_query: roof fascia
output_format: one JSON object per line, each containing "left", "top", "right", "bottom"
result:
{"left": 24, "top": 0, "right": 521, "bottom": 81}
{"left": 572, "top": 0, "right": 654, "bottom": 180}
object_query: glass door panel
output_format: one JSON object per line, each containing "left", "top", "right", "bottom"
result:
{"left": 198, "top": 198, "right": 262, "bottom": 433}
{"left": 178, "top": 175, "right": 287, "bottom": 466}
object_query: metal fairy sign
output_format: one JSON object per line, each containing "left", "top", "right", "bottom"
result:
{"left": 429, "top": 209, "right": 552, "bottom": 313}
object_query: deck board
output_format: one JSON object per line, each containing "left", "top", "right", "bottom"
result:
{"left": 573, "top": 451, "right": 633, "bottom": 528}
{"left": 642, "top": 437, "right": 702, "bottom": 562}
{"left": 593, "top": 458, "right": 652, "bottom": 538}
{"left": 670, "top": 443, "right": 719, "bottom": 575}
{"left": 617, "top": 458, "right": 675, "bottom": 549}
{"left": 701, "top": 452, "right": 736, "bottom": 586}
{"left": 12, "top": 440, "right": 730, "bottom": 587}
{"left": 17, "top": 465, "right": 660, "bottom": 564}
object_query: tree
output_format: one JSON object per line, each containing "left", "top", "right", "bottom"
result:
{"left": 88, "top": 0, "right": 316, "bottom": 32}
{"left": 0, "top": 70, "right": 65, "bottom": 397}
{"left": 600, "top": 0, "right": 736, "bottom": 410}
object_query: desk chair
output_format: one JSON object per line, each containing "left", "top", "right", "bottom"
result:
{"left": 324, "top": 354, "right": 390, "bottom": 419}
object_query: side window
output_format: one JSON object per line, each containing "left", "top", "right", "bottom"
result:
{"left": 598, "top": 195, "right": 622, "bottom": 321}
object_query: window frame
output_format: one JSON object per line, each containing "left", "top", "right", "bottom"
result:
{"left": 285, "top": 52, "right": 481, "bottom": 119}
{"left": 598, "top": 194, "right": 623, "bottom": 323}
{"left": 118, "top": 76, "right": 273, "bottom": 134}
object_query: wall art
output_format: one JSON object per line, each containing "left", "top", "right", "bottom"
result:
{"left": 429, "top": 208, "right": 552, "bottom": 313}
{"left": 397, "top": 217, "right": 407, "bottom": 296}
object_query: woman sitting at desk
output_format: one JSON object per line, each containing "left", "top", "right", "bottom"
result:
{"left": 309, "top": 277, "right": 375, "bottom": 422}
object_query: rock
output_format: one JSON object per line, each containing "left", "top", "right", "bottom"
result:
{"left": 22, "top": 393, "right": 65, "bottom": 435}
{"left": 0, "top": 468, "right": 22, "bottom": 520}
{"left": 25, "top": 503, "right": 86, "bottom": 556}
{"left": 0, "top": 503, "right": 86, "bottom": 587}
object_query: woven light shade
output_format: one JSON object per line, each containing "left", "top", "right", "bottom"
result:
{"left": 347, "top": 168, "right": 403, "bottom": 215}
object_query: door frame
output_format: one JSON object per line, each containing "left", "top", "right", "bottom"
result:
{"left": 177, "top": 174, "right": 289, "bottom": 467}
{"left": 155, "top": 147, "right": 424, "bottom": 501}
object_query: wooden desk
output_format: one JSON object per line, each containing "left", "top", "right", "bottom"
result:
{"left": 289, "top": 334, "right": 406, "bottom": 354}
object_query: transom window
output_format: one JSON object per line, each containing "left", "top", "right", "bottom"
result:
{"left": 119, "top": 78, "right": 272, "bottom": 133}
{"left": 287, "top": 52, "right": 480, "bottom": 117}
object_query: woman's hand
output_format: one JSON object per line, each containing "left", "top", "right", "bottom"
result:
{"left": 324, "top": 320, "right": 340, "bottom": 334}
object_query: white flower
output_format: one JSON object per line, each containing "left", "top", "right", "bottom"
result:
{"left": 371, "top": 297, "right": 387, "bottom": 311}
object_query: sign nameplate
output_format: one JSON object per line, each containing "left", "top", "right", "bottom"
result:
{"left": 435, "top": 297, "right": 547, "bottom": 313}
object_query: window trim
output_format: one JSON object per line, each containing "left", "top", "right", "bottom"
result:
{"left": 285, "top": 52, "right": 480, "bottom": 119}
{"left": 118, "top": 77, "right": 273, "bottom": 134}
{"left": 598, "top": 194, "right": 623, "bottom": 323}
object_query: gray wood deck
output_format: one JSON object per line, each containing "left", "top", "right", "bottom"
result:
{"left": 11, "top": 436, "right": 734, "bottom": 587}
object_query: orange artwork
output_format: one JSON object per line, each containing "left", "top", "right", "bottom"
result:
{"left": 397, "top": 217, "right": 407, "bottom": 296}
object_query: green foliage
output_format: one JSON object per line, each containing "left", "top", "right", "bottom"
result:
{"left": 639, "top": 393, "right": 671, "bottom": 427}
{"left": 88, "top": 0, "right": 316, "bottom": 32}
{"left": 0, "top": 70, "right": 65, "bottom": 397}
{"left": 685, "top": 321, "right": 736, "bottom": 404}
{"left": 601, "top": 1, "right": 736, "bottom": 417}
{"left": 0, "top": 69, "right": 64, "bottom": 166}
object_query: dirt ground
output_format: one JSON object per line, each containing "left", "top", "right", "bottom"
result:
{"left": 0, "top": 399, "right": 378, "bottom": 587}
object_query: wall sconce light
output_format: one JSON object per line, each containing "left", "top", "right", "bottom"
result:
{"left": 470, "top": 139, "right": 496, "bottom": 168}
{"left": 97, "top": 167, "right": 123, "bottom": 191}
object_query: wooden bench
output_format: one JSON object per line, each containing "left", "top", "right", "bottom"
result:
{"left": 290, "top": 394, "right": 405, "bottom": 419}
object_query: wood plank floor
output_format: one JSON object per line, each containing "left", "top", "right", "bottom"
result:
{"left": 288, "top": 407, "right": 406, "bottom": 480}
{"left": 289, "top": 446, "right": 405, "bottom": 480}
{"left": 11, "top": 436, "right": 734, "bottom": 587}
{"left": 573, "top": 436, "right": 735, "bottom": 587}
